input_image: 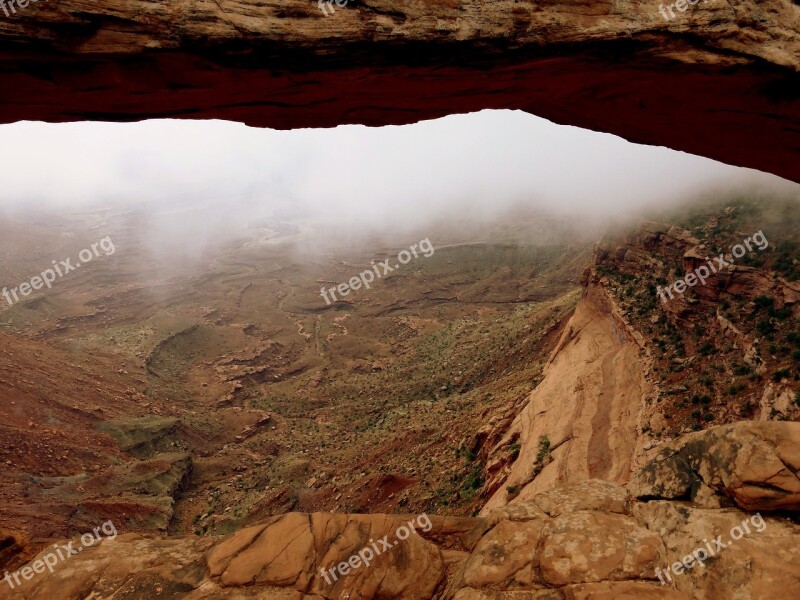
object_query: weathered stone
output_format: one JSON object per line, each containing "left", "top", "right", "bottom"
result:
{"left": 0, "top": 533, "right": 215, "bottom": 600}
{"left": 537, "top": 511, "right": 661, "bottom": 586}
{"left": 209, "top": 512, "right": 444, "bottom": 600}
{"left": 629, "top": 422, "right": 800, "bottom": 511}
{"left": 482, "top": 286, "right": 653, "bottom": 513}
{"left": 524, "top": 480, "right": 629, "bottom": 518}
{"left": 0, "top": 2, "right": 798, "bottom": 182}
{"left": 6, "top": 416, "right": 800, "bottom": 599}
{"left": 217, "top": 513, "right": 315, "bottom": 587}
{"left": 632, "top": 501, "right": 800, "bottom": 600}
{"left": 560, "top": 581, "right": 693, "bottom": 599}
{"left": 457, "top": 519, "right": 546, "bottom": 588}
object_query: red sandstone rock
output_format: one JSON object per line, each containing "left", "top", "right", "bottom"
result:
{"left": 0, "top": 1, "right": 798, "bottom": 181}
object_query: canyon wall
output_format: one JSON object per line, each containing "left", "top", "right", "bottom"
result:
{"left": 483, "top": 205, "right": 800, "bottom": 511}
{"left": 482, "top": 281, "right": 653, "bottom": 512}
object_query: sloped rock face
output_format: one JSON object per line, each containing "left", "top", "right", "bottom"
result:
{"left": 0, "top": 332, "right": 192, "bottom": 562}
{"left": 584, "top": 209, "right": 800, "bottom": 434}
{"left": 0, "top": 1, "right": 799, "bottom": 181}
{"left": 26, "top": 452, "right": 194, "bottom": 533}
{"left": 481, "top": 284, "right": 653, "bottom": 512}
{"left": 98, "top": 416, "right": 183, "bottom": 458}
{"left": 5, "top": 423, "right": 798, "bottom": 600}
{"left": 208, "top": 513, "right": 445, "bottom": 598}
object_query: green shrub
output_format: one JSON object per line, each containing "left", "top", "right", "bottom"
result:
{"left": 757, "top": 320, "right": 775, "bottom": 336}
{"left": 462, "top": 464, "right": 484, "bottom": 491}
{"left": 733, "top": 363, "right": 752, "bottom": 376}
{"left": 531, "top": 435, "right": 552, "bottom": 479}
{"left": 773, "top": 368, "right": 791, "bottom": 382}
{"left": 536, "top": 436, "right": 551, "bottom": 463}
{"left": 754, "top": 296, "right": 775, "bottom": 310}
{"left": 699, "top": 342, "right": 716, "bottom": 356}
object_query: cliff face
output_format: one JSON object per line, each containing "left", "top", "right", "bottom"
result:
{"left": 482, "top": 199, "right": 800, "bottom": 510}
{"left": 481, "top": 282, "right": 653, "bottom": 512}
{"left": 0, "top": 331, "right": 192, "bottom": 559}
{"left": 589, "top": 203, "right": 800, "bottom": 426}
{"left": 1, "top": 1, "right": 800, "bottom": 181}
{"left": 1, "top": 5, "right": 800, "bottom": 594}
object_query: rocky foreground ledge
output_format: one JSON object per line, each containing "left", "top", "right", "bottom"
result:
{"left": 1, "top": 422, "right": 798, "bottom": 599}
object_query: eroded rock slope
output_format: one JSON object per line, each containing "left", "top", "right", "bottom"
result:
{"left": 3, "top": 422, "right": 798, "bottom": 600}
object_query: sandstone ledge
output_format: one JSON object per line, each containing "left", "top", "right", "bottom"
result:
{"left": 4, "top": 423, "right": 799, "bottom": 599}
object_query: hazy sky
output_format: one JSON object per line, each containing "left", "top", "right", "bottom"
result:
{"left": 0, "top": 109, "right": 795, "bottom": 229}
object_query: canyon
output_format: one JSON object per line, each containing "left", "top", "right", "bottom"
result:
{"left": 0, "top": 197, "right": 798, "bottom": 598}
{"left": 0, "top": 1, "right": 799, "bottom": 597}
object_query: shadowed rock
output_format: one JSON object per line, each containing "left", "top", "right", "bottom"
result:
{"left": 0, "top": 1, "right": 798, "bottom": 181}
{"left": 629, "top": 422, "right": 800, "bottom": 511}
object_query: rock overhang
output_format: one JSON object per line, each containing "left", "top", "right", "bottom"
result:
{"left": 0, "top": 0, "right": 798, "bottom": 181}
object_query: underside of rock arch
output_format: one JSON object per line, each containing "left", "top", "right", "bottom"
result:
{"left": 0, "top": 0, "right": 798, "bottom": 181}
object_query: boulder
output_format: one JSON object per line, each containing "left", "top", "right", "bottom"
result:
{"left": 628, "top": 422, "right": 800, "bottom": 511}
{"left": 632, "top": 501, "right": 800, "bottom": 599}
{"left": 208, "top": 513, "right": 444, "bottom": 599}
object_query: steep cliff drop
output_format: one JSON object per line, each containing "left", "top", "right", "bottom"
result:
{"left": 482, "top": 280, "right": 653, "bottom": 512}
